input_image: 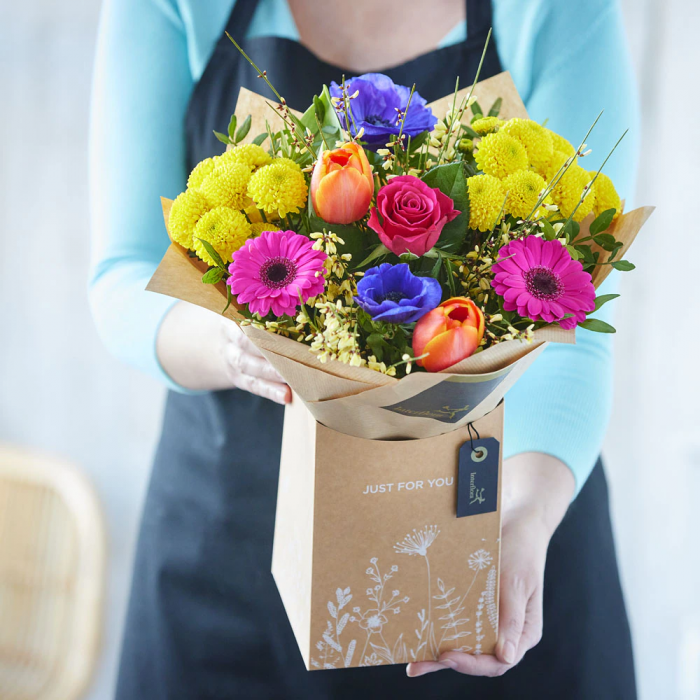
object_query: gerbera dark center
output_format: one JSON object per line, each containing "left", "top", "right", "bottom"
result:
{"left": 524, "top": 265, "right": 563, "bottom": 301}
{"left": 365, "top": 114, "right": 395, "bottom": 127}
{"left": 260, "top": 256, "right": 297, "bottom": 289}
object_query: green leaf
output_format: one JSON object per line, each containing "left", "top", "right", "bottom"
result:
{"left": 470, "top": 100, "right": 483, "bottom": 118}
{"left": 542, "top": 219, "right": 557, "bottom": 241}
{"left": 195, "top": 237, "right": 227, "bottom": 271}
{"left": 611, "top": 259, "right": 635, "bottom": 271}
{"left": 593, "top": 293, "right": 620, "bottom": 311}
{"left": 213, "top": 130, "right": 232, "bottom": 145}
{"left": 566, "top": 245, "right": 582, "bottom": 260}
{"left": 251, "top": 132, "right": 268, "bottom": 147}
{"left": 593, "top": 233, "right": 618, "bottom": 251}
{"left": 300, "top": 85, "right": 342, "bottom": 136}
{"left": 235, "top": 115, "right": 252, "bottom": 143}
{"left": 202, "top": 267, "right": 225, "bottom": 284}
{"left": 366, "top": 333, "right": 385, "bottom": 362}
{"left": 589, "top": 208, "right": 616, "bottom": 236}
{"left": 313, "top": 94, "right": 326, "bottom": 124}
{"left": 222, "top": 283, "right": 233, "bottom": 315}
{"left": 488, "top": 97, "right": 502, "bottom": 117}
{"left": 563, "top": 219, "right": 580, "bottom": 242}
{"left": 579, "top": 318, "right": 616, "bottom": 333}
{"left": 355, "top": 243, "right": 390, "bottom": 268}
{"left": 444, "top": 257, "right": 456, "bottom": 297}
{"left": 430, "top": 254, "right": 442, "bottom": 278}
{"left": 421, "top": 163, "right": 469, "bottom": 250}
{"left": 227, "top": 114, "right": 237, "bottom": 141}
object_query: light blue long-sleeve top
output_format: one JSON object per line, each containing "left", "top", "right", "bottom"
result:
{"left": 89, "top": 0, "right": 639, "bottom": 495}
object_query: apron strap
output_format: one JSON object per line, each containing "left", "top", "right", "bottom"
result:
{"left": 466, "top": 0, "right": 495, "bottom": 41}
{"left": 224, "top": 0, "right": 259, "bottom": 41}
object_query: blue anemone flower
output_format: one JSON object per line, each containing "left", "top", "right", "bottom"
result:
{"left": 329, "top": 74, "right": 437, "bottom": 150}
{"left": 355, "top": 263, "right": 442, "bottom": 324}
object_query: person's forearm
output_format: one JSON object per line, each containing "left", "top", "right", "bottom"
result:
{"left": 156, "top": 301, "right": 232, "bottom": 391}
{"left": 502, "top": 452, "right": 575, "bottom": 536}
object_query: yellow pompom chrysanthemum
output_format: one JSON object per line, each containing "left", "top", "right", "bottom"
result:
{"left": 192, "top": 207, "right": 252, "bottom": 266}
{"left": 550, "top": 165, "right": 595, "bottom": 222}
{"left": 247, "top": 161, "right": 308, "bottom": 217}
{"left": 168, "top": 189, "right": 210, "bottom": 249}
{"left": 471, "top": 116, "right": 502, "bottom": 135}
{"left": 591, "top": 172, "right": 621, "bottom": 221}
{"left": 467, "top": 174, "right": 506, "bottom": 231}
{"left": 500, "top": 118, "right": 554, "bottom": 172}
{"left": 272, "top": 156, "right": 302, "bottom": 172}
{"left": 539, "top": 149, "right": 577, "bottom": 181}
{"left": 200, "top": 162, "right": 251, "bottom": 210}
{"left": 475, "top": 131, "right": 529, "bottom": 179}
{"left": 546, "top": 129, "right": 576, "bottom": 157}
{"left": 249, "top": 222, "right": 281, "bottom": 237}
{"left": 222, "top": 143, "right": 272, "bottom": 171}
{"left": 187, "top": 158, "right": 216, "bottom": 190}
{"left": 503, "top": 170, "right": 549, "bottom": 219}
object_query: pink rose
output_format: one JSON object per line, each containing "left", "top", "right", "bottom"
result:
{"left": 368, "top": 175, "right": 460, "bottom": 257}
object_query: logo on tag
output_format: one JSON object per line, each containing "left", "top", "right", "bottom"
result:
{"left": 457, "top": 437, "right": 499, "bottom": 517}
{"left": 381, "top": 374, "right": 510, "bottom": 424}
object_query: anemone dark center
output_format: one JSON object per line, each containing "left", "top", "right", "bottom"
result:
{"left": 380, "top": 291, "right": 406, "bottom": 303}
{"left": 524, "top": 265, "right": 563, "bottom": 301}
{"left": 365, "top": 114, "right": 395, "bottom": 128}
{"left": 260, "top": 256, "right": 297, "bottom": 289}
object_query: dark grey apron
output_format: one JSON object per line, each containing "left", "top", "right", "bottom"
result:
{"left": 116, "top": 1, "right": 637, "bottom": 697}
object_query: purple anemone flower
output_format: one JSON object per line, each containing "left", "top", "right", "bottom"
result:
{"left": 355, "top": 263, "right": 442, "bottom": 324}
{"left": 330, "top": 74, "right": 437, "bottom": 150}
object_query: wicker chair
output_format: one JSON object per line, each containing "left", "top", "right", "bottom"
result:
{"left": 0, "top": 445, "right": 105, "bottom": 700}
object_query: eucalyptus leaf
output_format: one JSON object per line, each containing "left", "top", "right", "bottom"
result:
{"left": 235, "top": 115, "right": 252, "bottom": 143}
{"left": 579, "top": 318, "right": 616, "bottom": 333}
{"left": 589, "top": 208, "right": 616, "bottom": 236}
{"left": 593, "top": 293, "right": 620, "bottom": 311}
{"left": 213, "top": 131, "right": 232, "bottom": 145}
{"left": 202, "top": 267, "right": 225, "bottom": 284}
{"left": 488, "top": 97, "right": 502, "bottom": 117}
{"left": 227, "top": 114, "right": 237, "bottom": 141}
{"left": 195, "top": 237, "right": 227, "bottom": 271}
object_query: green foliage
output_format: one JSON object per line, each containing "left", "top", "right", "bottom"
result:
{"left": 227, "top": 114, "right": 237, "bottom": 141}
{"left": 195, "top": 237, "right": 227, "bottom": 271}
{"left": 593, "top": 293, "right": 620, "bottom": 311}
{"left": 420, "top": 164, "right": 469, "bottom": 251}
{"left": 610, "top": 260, "right": 635, "bottom": 271}
{"left": 488, "top": 97, "right": 502, "bottom": 117}
{"left": 579, "top": 318, "right": 616, "bottom": 333}
{"left": 213, "top": 130, "right": 232, "bottom": 145}
{"left": 589, "top": 208, "right": 616, "bottom": 236}
{"left": 202, "top": 267, "right": 225, "bottom": 284}
{"left": 235, "top": 115, "right": 252, "bottom": 143}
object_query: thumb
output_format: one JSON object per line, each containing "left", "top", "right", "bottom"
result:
{"left": 495, "top": 573, "right": 530, "bottom": 665}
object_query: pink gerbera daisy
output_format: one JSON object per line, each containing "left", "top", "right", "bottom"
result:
{"left": 227, "top": 230, "right": 327, "bottom": 318}
{"left": 491, "top": 236, "right": 595, "bottom": 330}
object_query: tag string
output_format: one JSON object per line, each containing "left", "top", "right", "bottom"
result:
{"left": 467, "top": 422, "right": 481, "bottom": 454}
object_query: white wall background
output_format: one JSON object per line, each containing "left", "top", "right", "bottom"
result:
{"left": 0, "top": 1, "right": 698, "bottom": 698}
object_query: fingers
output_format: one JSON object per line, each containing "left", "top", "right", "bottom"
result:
{"left": 225, "top": 343, "right": 285, "bottom": 384}
{"left": 495, "top": 572, "right": 530, "bottom": 665}
{"left": 516, "top": 587, "right": 543, "bottom": 662}
{"left": 233, "top": 372, "right": 291, "bottom": 405}
{"left": 407, "top": 652, "right": 512, "bottom": 678}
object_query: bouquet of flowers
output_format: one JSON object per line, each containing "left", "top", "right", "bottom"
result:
{"left": 149, "top": 41, "right": 653, "bottom": 669}
{"left": 162, "top": 46, "right": 647, "bottom": 381}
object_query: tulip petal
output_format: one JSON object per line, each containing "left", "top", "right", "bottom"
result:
{"left": 413, "top": 308, "right": 448, "bottom": 360}
{"left": 421, "top": 326, "right": 480, "bottom": 372}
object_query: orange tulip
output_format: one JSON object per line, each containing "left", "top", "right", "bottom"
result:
{"left": 310, "top": 142, "right": 374, "bottom": 224}
{"left": 413, "top": 297, "right": 485, "bottom": 372}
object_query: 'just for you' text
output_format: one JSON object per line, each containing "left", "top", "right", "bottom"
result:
{"left": 362, "top": 477, "right": 453, "bottom": 495}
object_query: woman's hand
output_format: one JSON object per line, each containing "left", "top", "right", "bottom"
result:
{"left": 156, "top": 301, "right": 291, "bottom": 403}
{"left": 407, "top": 452, "right": 574, "bottom": 678}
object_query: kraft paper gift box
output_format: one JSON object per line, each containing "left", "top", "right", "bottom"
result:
{"left": 147, "top": 71, "right": 653, "bottom": 669}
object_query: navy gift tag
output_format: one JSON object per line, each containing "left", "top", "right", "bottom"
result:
{"left": 457, "top": 437, "right": 500, "bottom": 517}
